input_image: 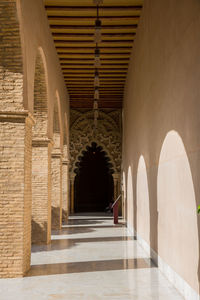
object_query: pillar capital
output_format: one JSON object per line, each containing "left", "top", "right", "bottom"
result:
{"left": 51, "top": 150, "right": 62, "bottom": 158}
{"left": 62, "top": 159, "right": 70, "bottom": 165}
{"left": 112, "top": 173, "right": 120, "bottom": 180}
{"left": 70, "top": 174, "right": 76, "bottom": 181}
{"left": 0, "top": 110, "right": 35, "bottom": 125}
{"left": 32, "top": 138, "right": 53, "bottom": 147}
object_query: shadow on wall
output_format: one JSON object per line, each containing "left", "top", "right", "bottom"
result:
{"left": 136, "top": 156, "right": 150, "bottom": 249}
{"left": 51, "top": 206, "right": 61, "bottom": 230}
{"left": 157, "top": 130, "right": 199, "bottom": 292}
{"left": 124, "top": 130, "right": 199, "bottom": 293}
{"left": 31, "top": 220, "right": 48, "bottom": 245}
{"left": 127, "top": 166, "right": 135, "bottom": 231}
{"left": 62, "top": 209, "right": 68, "bottom": 224}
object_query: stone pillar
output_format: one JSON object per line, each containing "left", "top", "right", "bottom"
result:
{"left": 0, "top": 111, "right": 34, "bottom": 277}
{"left": 51, "top": 151, "right": 63, "bottom": 230}
{"left": 62, "top": 159, "right": 69, "bottom": 223}
{"left": 32, "top": 139, "right": 52, "bottom": 244}
{"left": 70, "top": 175, "right": 75, "bottom": 214}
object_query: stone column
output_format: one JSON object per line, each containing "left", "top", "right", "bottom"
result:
{"left": 0, "top": 111, "right": 34, "bottom": 277}
{"left": 51, "top": 150, "right": 63, "bottom": 230}
{"left": 32, "top": 138, "right": 52, "bottom": 244}
{"left": 62, "top": 159, "right": 69, "bottom": 223}
{"left": 70, "top": 175, "right": 75, "bottom": 214}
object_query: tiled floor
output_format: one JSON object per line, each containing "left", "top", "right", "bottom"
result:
{"left": 0, "top": 214, "right": 184, "bottom": 300}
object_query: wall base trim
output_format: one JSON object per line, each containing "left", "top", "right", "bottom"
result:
{"left": 126, "top": 223, "right": 200, "bottom": 300}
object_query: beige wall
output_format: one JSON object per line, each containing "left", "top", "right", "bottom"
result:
{"left": 122, "top": 0, "right": 200, "bottom": 294}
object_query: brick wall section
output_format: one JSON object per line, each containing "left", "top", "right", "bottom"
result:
{"left": 0, "top": 1, "right": 24, "bottom": 111}
{"left": 32, "top": 140, "right": 52, "bottom": 244}
{"left": 62, "top": 144, "right": 69, "bottom": 222}
{"left": 23, "top": 116, "right": 32, "bottom": 273}
{"left": 32, "top": 51, "right": 51, "bottom": 244}
{"left": 0, "top": 112, "right": 33, "bottom": 277}
{"left": 62, "top": 162, "right": 69, "bottom": 222}
{"left": 51, "top": 152, "right": 62, "bottom": 230}
{"left": 48, "top": 142, "right": 52, "bottom": 242}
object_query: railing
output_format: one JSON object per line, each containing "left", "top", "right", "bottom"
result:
{"left": 111, "top": 194, "right": 121, "bottom": 224}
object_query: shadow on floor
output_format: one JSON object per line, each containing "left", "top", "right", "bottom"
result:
{"left": 66, "top": 219, "right": 108, "bottom": 226}
{"left": 52, "top": 226, "right": 95, "bottom": 235}
{"left": 31, "top": 236, "right": 136, "bottom": 253}
{"left": 54, "top": 224, "right": 125, "bottom": 235}
{"left": 27, "top": 258, "right": 155, "bottom": 277}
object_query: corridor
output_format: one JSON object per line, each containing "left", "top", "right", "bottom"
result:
{"left": 0, "top": 214, "right": 183, "bottom": 300}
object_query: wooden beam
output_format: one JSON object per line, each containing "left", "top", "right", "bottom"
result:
{"left": 61, "top": 63, "right": 129, "bottom": 67}
{"left": 48, "top": 16, "right": 140, "bottom": 21}
{"left": 51, "top": 24, "right": 138, "bottom": 30}
{"left": 45, "top": 6, "right": 143, "bottom": 12}
{"left": 54, "top": 39, "right": 134, "bottom": 44}
{"left": 62, "top": 67, "right": 128, "bottom": 70}
{"left": 70, "top": 102, "right": 122, "bottom": 109}
{"left": 63, "top": 70, "right": 127, "bottom": 74}
{"left": 57, "top": 51, "right": 131, "bottom": 55}
{"left": 59, "top": 58, "right": 130, "bottom": 62}
{"left": 52, "top": 33, "right": 136, "bottom": 38}
{"left": 70, "top": 96, "right": 123, "bottom": 99}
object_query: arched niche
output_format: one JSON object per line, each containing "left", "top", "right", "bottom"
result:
{"left": 53, "top": 92, "right": 62, "bottom": 150}
{"left": 157, "top": 130, "right": 199, "bottom": 292}
{"left": 32, "top": 48, "right": 50, "bottom": 245}
{"left": 127, "top": 166, "right": 134, "bottom": 232}
{"left": 136, "top": 156, "right": 150, "bottom": 245}
{"left": 122, "top": 171, "right": 127, "bottom": 219}
{"left": 33, "top": 48, "right": 48, "bottom": 138}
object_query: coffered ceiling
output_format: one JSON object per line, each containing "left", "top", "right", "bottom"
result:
{"left": 44, "top": 0, "right": 143, "bottom": 108}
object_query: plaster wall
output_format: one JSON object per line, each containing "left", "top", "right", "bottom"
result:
{"left": 123, "top": 0, "right": 200, "bottom": 294}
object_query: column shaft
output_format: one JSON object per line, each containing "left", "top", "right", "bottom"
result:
{"left": 0, "top": 112, "right": 33, "bottom": 277}
{"left": 62, "top": 161, "right": 69, "bottom": 222}
{"left": 70, "top": 178, "right": 75, "bottom": 214}
{"left": 32, "top": 139, "right": 52, "bottom": 244}
{"left": 51, "top": 153, "right": 62, "bottom": 230}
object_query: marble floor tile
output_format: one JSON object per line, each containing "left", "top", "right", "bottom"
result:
{"left": 0, "top": 214, "right": 184, "bottom": 300}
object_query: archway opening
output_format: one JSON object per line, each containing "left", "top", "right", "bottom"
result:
{"left": 74, "top": 142, "right": 114, "bottom": 212}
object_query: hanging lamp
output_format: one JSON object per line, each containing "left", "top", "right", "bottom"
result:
{"left": 94, "top": 69, "right": 100, "bottom": 87}
{"left": 94, "top": 47, "right": 101, "bottom": 67}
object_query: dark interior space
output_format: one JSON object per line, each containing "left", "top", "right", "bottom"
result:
{"left": 74, "top": 142, "right": 114, "bottom": 212}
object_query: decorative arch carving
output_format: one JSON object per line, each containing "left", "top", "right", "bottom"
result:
{"left": 70, "top": 109, "right": 121, "bottom": 175}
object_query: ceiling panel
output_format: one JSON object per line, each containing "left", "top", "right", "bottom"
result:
{"left": 44, "top": 0, "right": 143, "bottom": 108}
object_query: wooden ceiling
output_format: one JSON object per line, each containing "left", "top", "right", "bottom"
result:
{"left": 44, "top": 0, "right": 143, "bottom": 108}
